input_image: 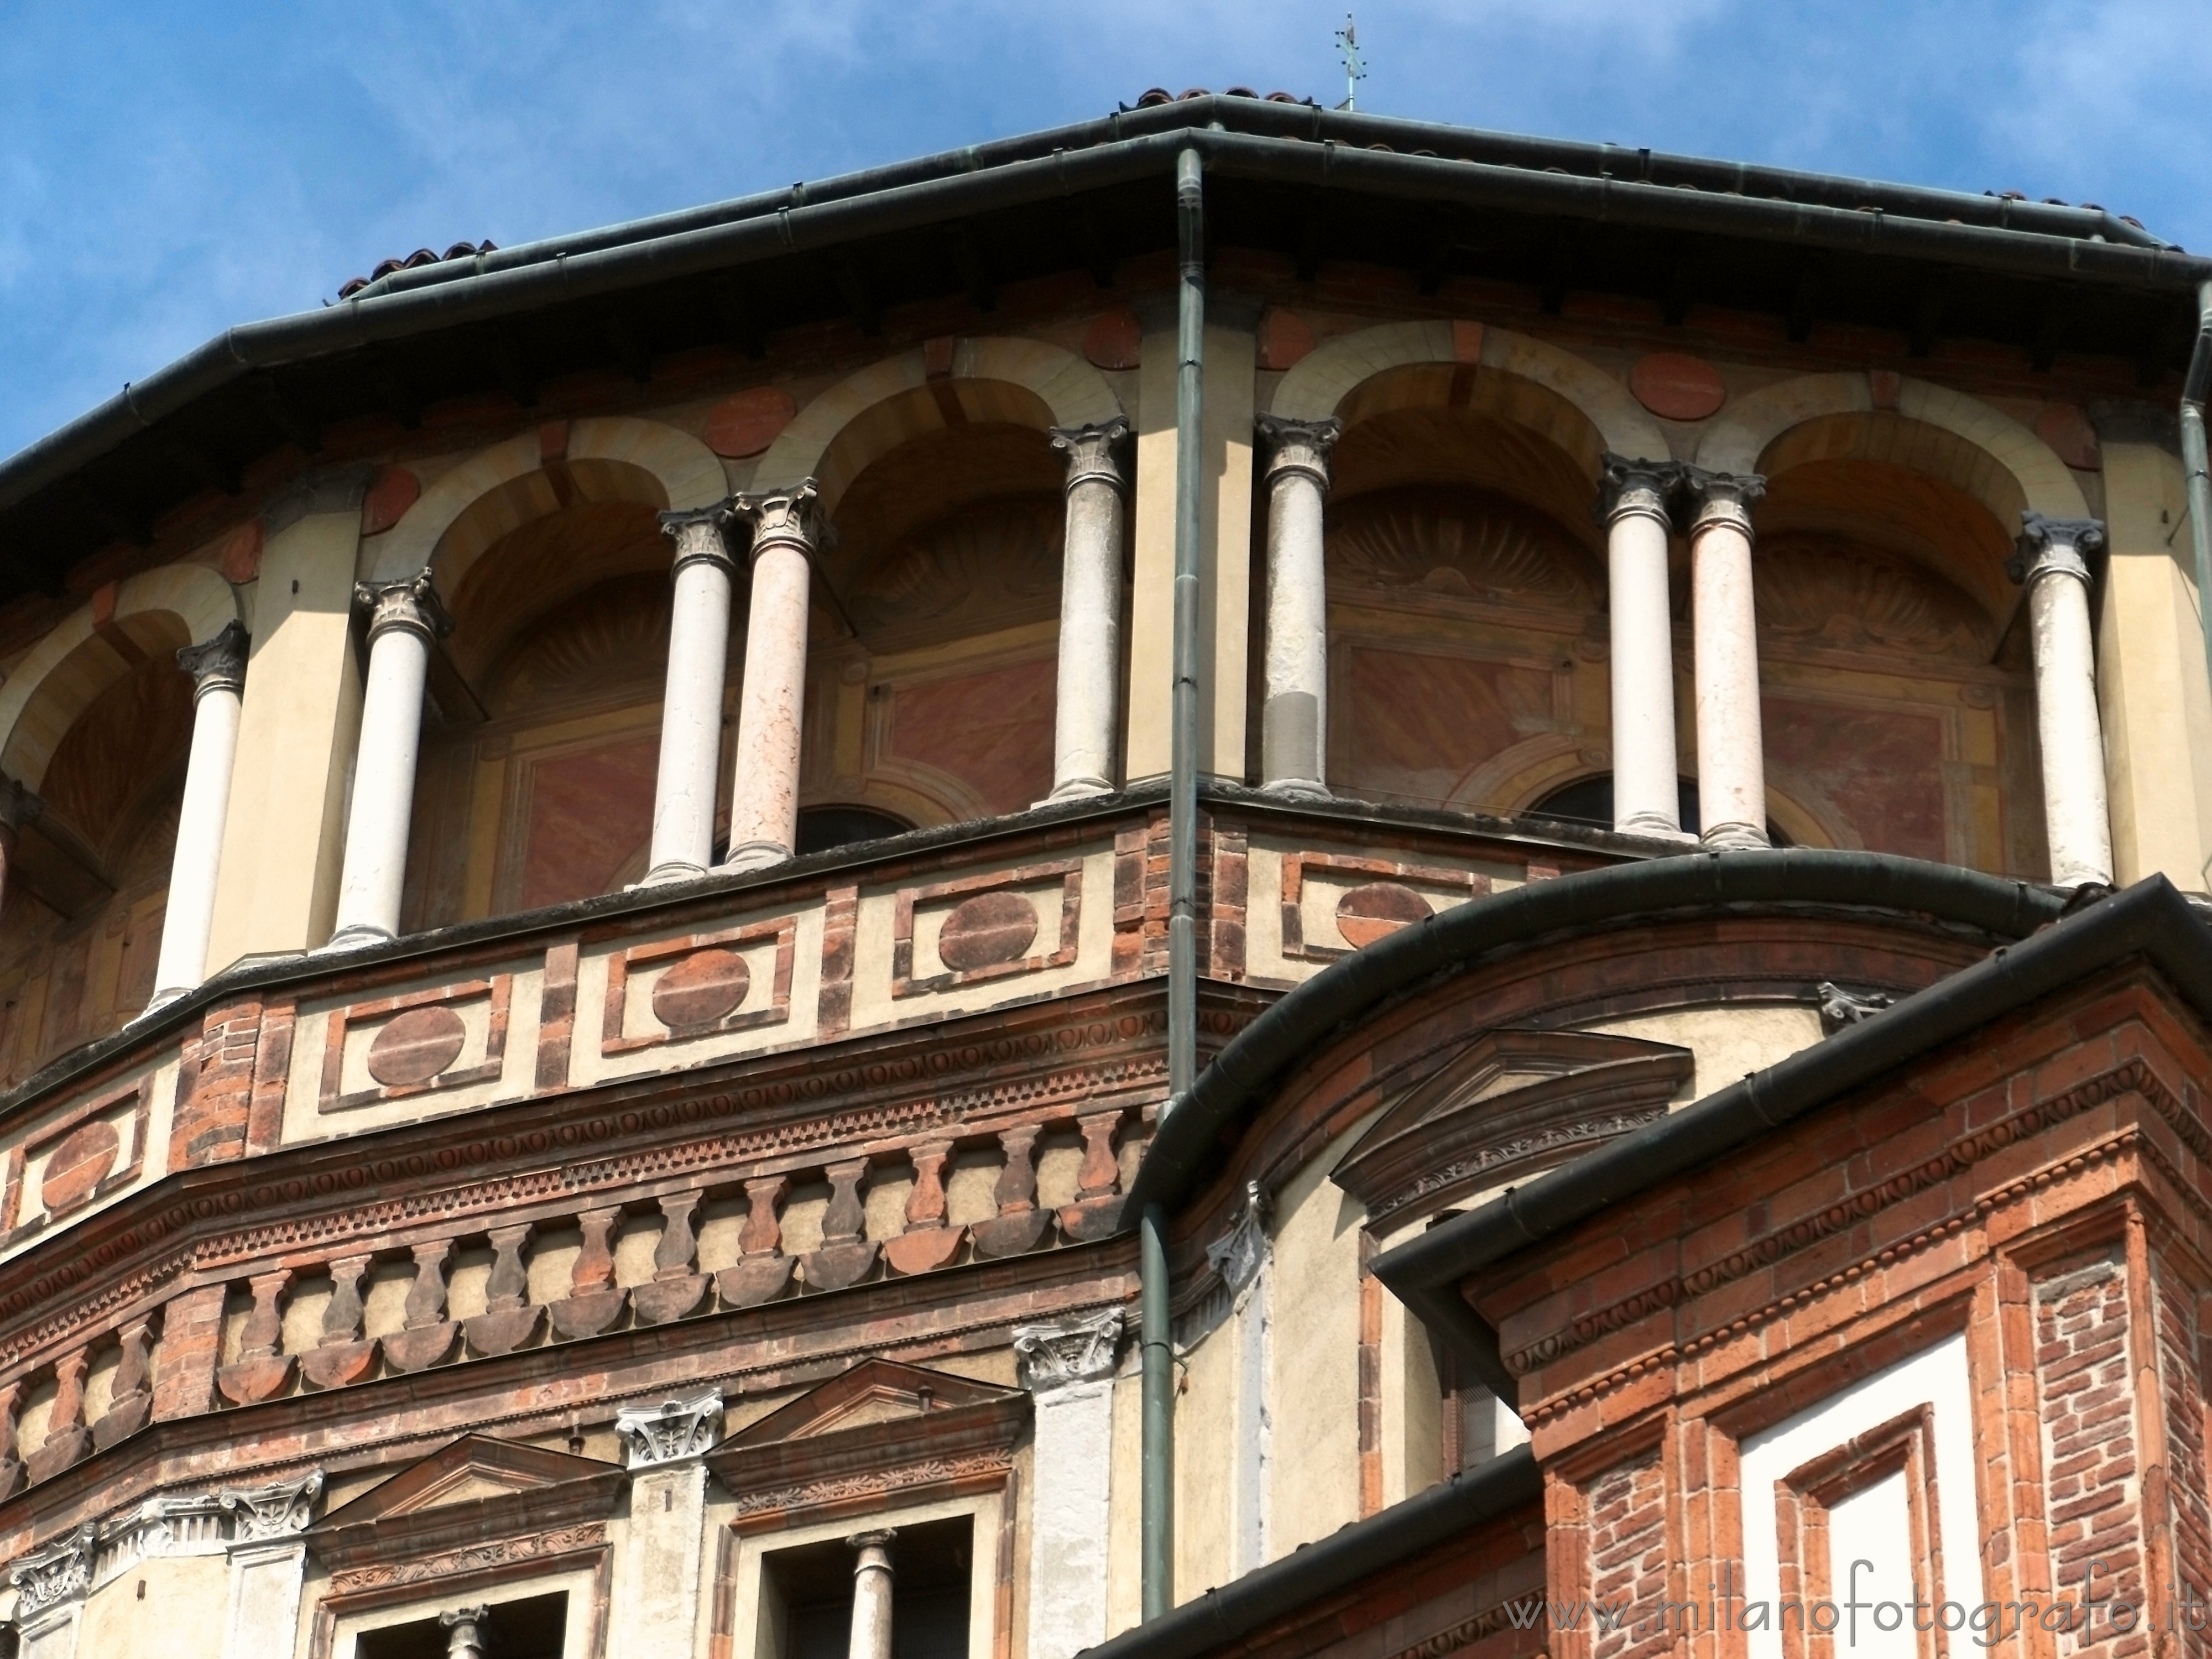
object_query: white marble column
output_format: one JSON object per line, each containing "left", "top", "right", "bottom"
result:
{"left": 1044, "top": 420, "right": 1131, "bottom": 802}
{"left": 1255, "top": 415, "right": 1342, "bottom": 799}
{"left": 1684, "top": 469, "right": 1770, "bottom": 849}
{"left": 722, "top": 483, "right": 820, "bottom": 873}
{"left": 151, "top": 622, "right": 249, "bottom": 1003}
{"left": 327, "top": 572, "right": 450, "bottom": 948}
{"left": 2015, "top": 513, "right": 2115, "bottom": 887}
{"left": 1596, "top": 456, "right": 1687, "bottom": 838}
{"left": 847, "top": 1531, "right": 896, "bottom": 1659}
{"left": 1014, "top": 1311, "right": 1120, "bottom": 1659}
{"left": 644, "top": 504, "right": 737, "bottom": 884}
{"left": 0, "top": 776, "right": 41, "bottom": 926}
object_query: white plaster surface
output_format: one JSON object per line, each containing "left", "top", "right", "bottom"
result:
{"left": 1027, "top": 1379, "right": 1115, "bottom": 1659}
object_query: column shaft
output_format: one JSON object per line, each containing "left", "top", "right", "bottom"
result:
{"left": 1256, "top": 416, "right": 1340, "bottom": 799}
{"left": 2017, "top": 513, "right": 2115, "bottom": 886}
{"left": 1045, "top": 421, "right": 1130, "bottom": 802}
{"left": 1597, "top": 457, "right": 1684, "bottom": 838}
{"left": 725, "top": 483, "right": 820, "bottom": 872}
{"left": 153, "top": 622, "right": 249, "bottom": 1001}
{"left": 645, "top": 508, "right": 735, "bottom": 882}
{"left": 848, "top": 1532, "right": 896, "bottom": 1659}
{"left": 1687, "top": 471, "right": 1770, "bottom": 848}
{"left": 328, "top": 575, "right": 450, "bottom": 947}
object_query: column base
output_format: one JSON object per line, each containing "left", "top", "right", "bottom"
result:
{"left": 316, "top": 924, "right": 395, "bottom": 954}
{"left": 1259, "top": 778, "right": 1332, "bottom": 804}
{"left": 634, "top": 860, "right": 710, "bottom": 889}
{"left": 1615, "top": 812, "right": 1697, "bottom": 843}
{"left": 1699, "top": 823, "right": 1770, "bottom": 851}
{"left": 143, "top": 986, "right": 194, "bottom": 1016}
{"left": 717, "top": 841, "right": 792, "bottom": 875}
{"left": 1036, "top": 776, "right": 1114, "bottom": 808}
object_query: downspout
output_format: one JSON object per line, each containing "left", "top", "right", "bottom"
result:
{"left": 1141, "top": 143, "right": 1206, "bottom": 1625}
{"left": 2178, "top": 281, "right": 2212, "bottom": 744}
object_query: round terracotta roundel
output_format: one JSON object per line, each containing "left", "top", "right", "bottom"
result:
{"left": 1335, "top": 881, "right": 1432, "bottom": 948}
{"left": 40, "top": 1120, "right": 119, "bottom": 1214}
{"left": 652, "top": 947, "right": 753, "bottom": 1031}
{"left": 704, "top": 387, "right": 799, "bottom": 459}
{"left": 938, "top": 891, "right": 1041, "bottom": 972}
{"left": 1629, "top": 352, "right": 1727, "bottom": 421}
{"left": 366, "top": 1005, "right": 468, "bottom": 1088}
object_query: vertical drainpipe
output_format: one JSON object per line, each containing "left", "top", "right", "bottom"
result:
{"left": 2178, "top": 281, "right": 2212, "bottom": 738}
{"left": 1141, "top": 142, "right": 1206, "bottom": 1625}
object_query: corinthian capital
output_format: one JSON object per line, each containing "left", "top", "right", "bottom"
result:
{"left": 177, "top": 620, "right": 250, "bottom": 700}
{"left": 1013, "top": 1308, "right": 1123, "bottom": 1390}
{"left": 353, "top": 570, "right": 453, "bottom": 645}
{"left": 658, "top": 502, "right": 737, "bottom": 574}
{"left": 1256, "top": 414, "right": 1342, "bottom": 490}
{"left": 217, "top": 1468, "right": 324, "bottom": 1541}
{"left": 1594, "top": 454, "right": 1679, "bottom": 529}
{"left": 2010, "top": 512, "right": 2107, "bottom": 587}
{"left": 615, "top": 1389, "right": 723, "bottom": 1467}
{"left": 734, "top": 479, "right": 822, "bottom": 563}
{"left": 1678, "top": 466, "right": 1766, "bottom": 533}
{"left": 1050, "top": 419, "right": 1131, "bottom": 495}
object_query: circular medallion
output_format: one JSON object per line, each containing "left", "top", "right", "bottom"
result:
{"left": 704, "top": 387, "right": 799, "bottom": 458}
{"left": 938, "top": 891, "right": 1041, "bottom": 972}
{"left": 366, "top": 1005, "right": 468, "bottom": 1088}
{"left": 359, "top": 466, "right": 421, "bottom": 537}
{"left": 40, "top": 1120, "right": 119, "bottom": 1214}
{"left": 1082, "top": 309, "right": 1143, "bottom": 371}
{"left": 653, "top": 947, "right": 753, "bottom": 1030}
{"left": 1629, "top": 353, "right": 1727, "bottom": 421}
{"left": 1335, "top": 882, "right": 1433, "bottom": 949}
{"left": 1257, "top": 308, "right": 1317, "bottom": 371}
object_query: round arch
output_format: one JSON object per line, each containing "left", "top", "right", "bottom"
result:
{"left": 362, "top": 415, "right": 727, "bottom": 584}
{"left": 1267, "top": 319, "right": 1672, "bottom": 468}
{"left": 0, "top": 562, "right": 241, "bottom": 788}
{"left": 1694, "top": 371, "right": 2089, "bottom": 521}
{"left": 752, "top": 337, "right": 1125, "bottom": 517}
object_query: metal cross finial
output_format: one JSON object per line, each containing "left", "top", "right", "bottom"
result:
{"left": 1335, "top": 14, "right": 1367, "bottom": 111}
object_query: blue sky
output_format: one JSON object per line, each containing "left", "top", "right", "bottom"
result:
{"left": 3, "top": 0, "right": 2207, "bottom": 464}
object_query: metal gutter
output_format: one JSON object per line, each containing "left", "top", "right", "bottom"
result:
{"left": 1081, "top": 1444, "right": 1541, "bottom": 1659}
{"left": 1371, "top": 872, "right": 2212, "bottom": 1404}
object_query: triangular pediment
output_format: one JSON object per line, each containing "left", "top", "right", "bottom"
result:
{"left": 727, "top": 1359, "right": 1019, "bottom": 1448}
{"left": 315, "top": 1434, "right": 620, "bottom": 1530}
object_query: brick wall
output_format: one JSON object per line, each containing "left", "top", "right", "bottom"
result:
{"left": 1584, "top": 1447, "right": 1670, "bottom": 1659}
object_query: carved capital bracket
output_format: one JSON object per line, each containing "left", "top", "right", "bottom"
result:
{"left": 1816, "top": 980, "right": 1896, "bottom": 1035}
{"left": 1256, "top": 414, "right": 1343, "bottom": 492}
{"left": 1049, "top": 418, "right": 1133, "bottom": 496}
{"left": 177, "top": 619, "right": 251, "bottom": 700}
{"left": 733, "top": 479, "right": 823, "bottom": 565}
{"left": 1013, "top": 1307, "right": 1124, "bottom": 1391}
{"left": 1678, "top": 466, "right": 1767, "bottom": 534}
{"left": 1593, "top": 453, "right": 1681, "bottom": 530}
{"left": 353, "top": 569, "right": 455, "bottom": 645}
{"left": 658, "top": 502, "right": 738, "bottom": 575}
{"left": 0, "top": 775, "right": 43, "bottom": 839}
{"left": 2010, "top": 511, "right": 2107, "bottom": 587}
{"left": 217, "top": 1469, "right": 324, "bottom": 1542}
{"left": 9, "top": 1521, "right": 96, "bottom": 1619}
{"left": 1204, "top": 1179, "right": 1271, "bottom": 1295}
{"left": 616, "top": 1389, "right": 723, "bottom": 1468}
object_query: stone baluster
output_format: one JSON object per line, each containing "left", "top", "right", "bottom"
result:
{"left": 1595, "top": 457, "right": 1689, "bottom": 838}
{"left": 466, "top": 1224, "right": 544, "bottom": 1355}
{"left": 719, "top": 1176, "right": 794, "bottom": 1307}
{"left": 848, "top": 1532, "right": 898, "bottom": 1659}
{"left": 2013, "top": 513, "right": 2115, "bottom": 888}
{"left": 884, "top": 1140, "right": 962, "bottom": 1275}
{"left": 92, "top": 1314, "right": 158, "bottom": 1450}
{"left": 216, "top": 1271, "right": 296, "bottom": 1406}
{"left": 1060, "top": 1108, "right": 1127, "bottom": 1242}
{"left": 1255, "top": 415, "right": 1343, "bottom": 799}
{"left": 644, "top": 505, "right": 738, "bottom": 884}
{"left": 0, "top": 778, "right": 41, "bottom": 926}
{"left": 383, "top": 1240, "right": 458, "bottom": 1372}
{"left": 25, "top": 1347, "right": 91, "bottom": 1482}
{"left": 301, "top": 1253, "right": 377, "bottom": 1388}
{"left": 973, "top": 1125, "right": 1048, "bottom": 1258}
{"left": 803, "top": 1159, "right": 879, "bottom": 1292}
{"left": 151, "top": 620, "right": 249, "bottom": 1003}
{"left": 723, "top": 482, "right": 822, "bottom": 872}
{"left": 0, "top": 1381, "right": 24, "bottom": 1500}
{"left": 634, "top": 1193, "right": 709, "bottom": 1324}
{"left": 549, "top": 1206, "right": 627, "bottom": 1339}
{"left": 328, "top": 572, "right": 453, "bottom": 947}
{"left": 1682, "top": 468, "right": 1770, "bottom": 848}
{"left": 1044, "top": 420, "right": 1132, "bottom": 802}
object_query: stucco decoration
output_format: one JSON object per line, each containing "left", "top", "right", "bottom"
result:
{"left": 753, "top": 337, "right": 1125, "bottom": 517}
{"left": 0, "top": 561, "right": 242, "bottom": 789}
{"left": 362, "top": 416, "right": 724, "bottom": 583}
{"left": 1695, "top": 371, "right": 2090, "bottom": 522}
{"left": 1266, "top": 319, "right": 1671, "bottom": 469}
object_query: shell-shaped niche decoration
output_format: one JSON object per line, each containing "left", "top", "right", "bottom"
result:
{"left": 1326, "top": 486, "right": 1595, "bottom": 610}
{"left": 849, "top": 493, "right": 1065, "bottom": 640}
{"left": 1754, "top": 535, "right": 1994, "bottom": 661}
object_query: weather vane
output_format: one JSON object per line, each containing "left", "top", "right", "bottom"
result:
{"left": 1335, "top": 14, "right": 1367, "bottom": 112}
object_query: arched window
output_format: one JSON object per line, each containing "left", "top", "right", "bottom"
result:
{"left": 1531, "top": 775, "right": 1790, "bottom": 846}
{"left": 795, "top": 806, "right": 914, "bottom": 857}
